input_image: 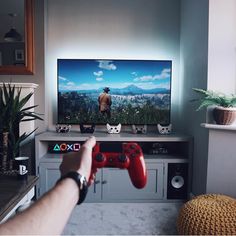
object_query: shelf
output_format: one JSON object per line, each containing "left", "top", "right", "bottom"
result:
{"left": 201, "top": 123, "right": 236, "bottom": 131}
{"left": 40, "top": 153, "right": 186, "bottom": 162}
{"left": 36, "top": 131, "right": 192, "bottom": 142}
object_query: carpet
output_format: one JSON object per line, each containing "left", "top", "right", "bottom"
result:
{"left": 63, "top": 202, "right": 182, "bottom": 235}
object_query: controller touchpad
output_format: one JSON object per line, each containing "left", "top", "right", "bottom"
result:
{"left": 100, "top": 142, "right": 123, "bottom": 153}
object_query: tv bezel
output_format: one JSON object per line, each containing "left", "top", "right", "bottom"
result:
{"left": 57, "top": 58, "right": 172, "bottom": 125}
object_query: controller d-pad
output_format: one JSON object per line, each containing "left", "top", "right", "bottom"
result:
{"left": 95, "top": 153, "right": 104, "bottom": 162}
{"left": 118, "top": 154, "right": 127, "bottom": 163}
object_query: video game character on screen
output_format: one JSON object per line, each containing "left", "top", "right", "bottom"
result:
{"left": 98, "top": 87, "right": 112, "bottom": 119}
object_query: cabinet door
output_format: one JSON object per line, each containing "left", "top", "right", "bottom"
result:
{"left": 39, "top": 162, "right": 102, "bottom": 202}
{"left": 85, "top": 171, "right": 102, "bottom": 202}
{"left": 39, "top": 162, "right": 61, "bottom": 196}
{"left": 102, "top": 162, "right": 164, "bottom": 201}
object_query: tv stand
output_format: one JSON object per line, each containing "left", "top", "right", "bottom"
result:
{"left": 35, "top": 131, "right": 192, "bottom": 202}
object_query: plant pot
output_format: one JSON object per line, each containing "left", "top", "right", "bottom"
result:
{"left": 213, "top": 107, "right": 236, "bottom": 125}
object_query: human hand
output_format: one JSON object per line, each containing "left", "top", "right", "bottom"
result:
{"left": 59, "top": 136, "right": 96, "bottom": 185}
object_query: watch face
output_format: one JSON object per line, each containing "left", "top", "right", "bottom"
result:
{"left": 78, "top": 174, "right": 87, "bottom": 190}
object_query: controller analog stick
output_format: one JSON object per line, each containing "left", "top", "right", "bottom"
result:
{"left": 95, "top": 153, "right": 104, "bottom": 162}
{"left": 118, "top": 154, "right": 127, "bottom": 163}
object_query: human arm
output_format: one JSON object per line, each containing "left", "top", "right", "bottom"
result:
{"left": 0, "top": 136, "right": 96, "bottom": 235}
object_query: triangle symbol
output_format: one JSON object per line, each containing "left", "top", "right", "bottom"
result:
{"left": 53, "top": 144, "right": 60, "bottom": 151}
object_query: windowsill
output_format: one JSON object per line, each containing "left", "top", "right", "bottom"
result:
{"left": 201, "top": 123, "right": 236, "bottom": 131}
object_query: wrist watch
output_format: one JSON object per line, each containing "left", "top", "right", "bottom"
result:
{"left": 57, "top": 171, "right": 88, "bottom": 205}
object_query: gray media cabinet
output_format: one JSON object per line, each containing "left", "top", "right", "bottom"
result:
{"left": 35, "top": 131, "right": 192, "bottom": 202}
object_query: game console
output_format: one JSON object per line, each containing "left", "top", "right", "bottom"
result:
{"left": 80, "top": 124, "right": 95, "bottom": 133}
{"left": 157, "top": 124, "right": 172, "bottom": 134}
{"left": 90, "top": 142, "right": 147, "bottom": 189}
{"left": 132, "top": 125, "right": 147, "bottom": 134}
{"left": 106, "top": 123, "right": 121, "bottom": 134}
{"left": 56, "top": 124, "right": 71, "bottom": 133}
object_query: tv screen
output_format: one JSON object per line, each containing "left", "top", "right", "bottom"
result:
{"left": 58, "top": 59, "right": 171, "bottom": 125}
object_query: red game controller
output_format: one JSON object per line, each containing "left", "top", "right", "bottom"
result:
{"left": 90, "top": 142, "right": 147, "bottom": 189}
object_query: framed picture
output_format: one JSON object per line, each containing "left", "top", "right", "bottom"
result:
{"left": 15, "top": 49, "right": 25, "bottom": 61}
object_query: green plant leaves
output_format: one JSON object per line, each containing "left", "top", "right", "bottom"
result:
{"left": 192, "top": 88, "right": 236, "bottom": 110}
{"left": 0, "top": 83, "right": 43, "bottom": 159}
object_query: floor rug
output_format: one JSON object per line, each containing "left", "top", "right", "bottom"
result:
{"left": 63, "top": 202, "right": 182, "bottom": 235}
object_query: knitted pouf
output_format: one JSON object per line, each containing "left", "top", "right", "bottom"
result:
{"left": 176, "top": 194, "right": 236, "bottom": 235}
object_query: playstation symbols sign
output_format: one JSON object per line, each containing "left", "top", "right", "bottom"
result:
{"left": 48, "top": 142, "right": 81, "bottom": 153}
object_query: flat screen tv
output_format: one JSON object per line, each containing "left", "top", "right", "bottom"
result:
{"left": 57, "top": 59, "right": 171, "bottom": 125}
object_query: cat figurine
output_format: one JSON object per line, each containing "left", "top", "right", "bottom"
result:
{"left": 56, "top": 124, "right": 71, "bottom": 133}
{"left": 157, "top": 124, "right": 172, "bottom": 135}
{"left": 132, "top": 125, "right": 147, "bottom": 134}
{"left": 106, "top": 123, "right": 121, "bottom": 134}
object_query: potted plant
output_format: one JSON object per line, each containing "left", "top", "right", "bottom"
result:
{"left": 0, "top": 83, "right": 43, "bottom": 173}
{"left": 192, "top": 88, "right": 236, "bottom": 125}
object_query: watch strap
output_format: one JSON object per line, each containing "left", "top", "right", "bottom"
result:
{"left": 57, "top": 171, "right": 88, "bottom": 205}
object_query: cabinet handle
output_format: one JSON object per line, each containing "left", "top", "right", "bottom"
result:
{"left": 95, "top": 180, "right": 100, "bottom": 184}
{"left": 102, "top": 180, "right": 107, "bottom": 184}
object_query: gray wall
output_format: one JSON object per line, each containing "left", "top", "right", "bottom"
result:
{"left": 179, "top": 0, "right": 209, "bottom": 195}
{"left": 45, "top": 0, "right": 181, "bottom": 131}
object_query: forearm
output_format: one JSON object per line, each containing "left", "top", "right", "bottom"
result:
{"left": 0, "top": 178, "right": 79, "bottom": 235}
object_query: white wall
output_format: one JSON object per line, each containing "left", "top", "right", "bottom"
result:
{"left": 207, "top": 0, "right": 236, "bottom": 93}
{"left": 180, "top": 0, "right": 209, "bottom": 195}
{"left": 45, "top": 0, "right": 181, "bottom": 130}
